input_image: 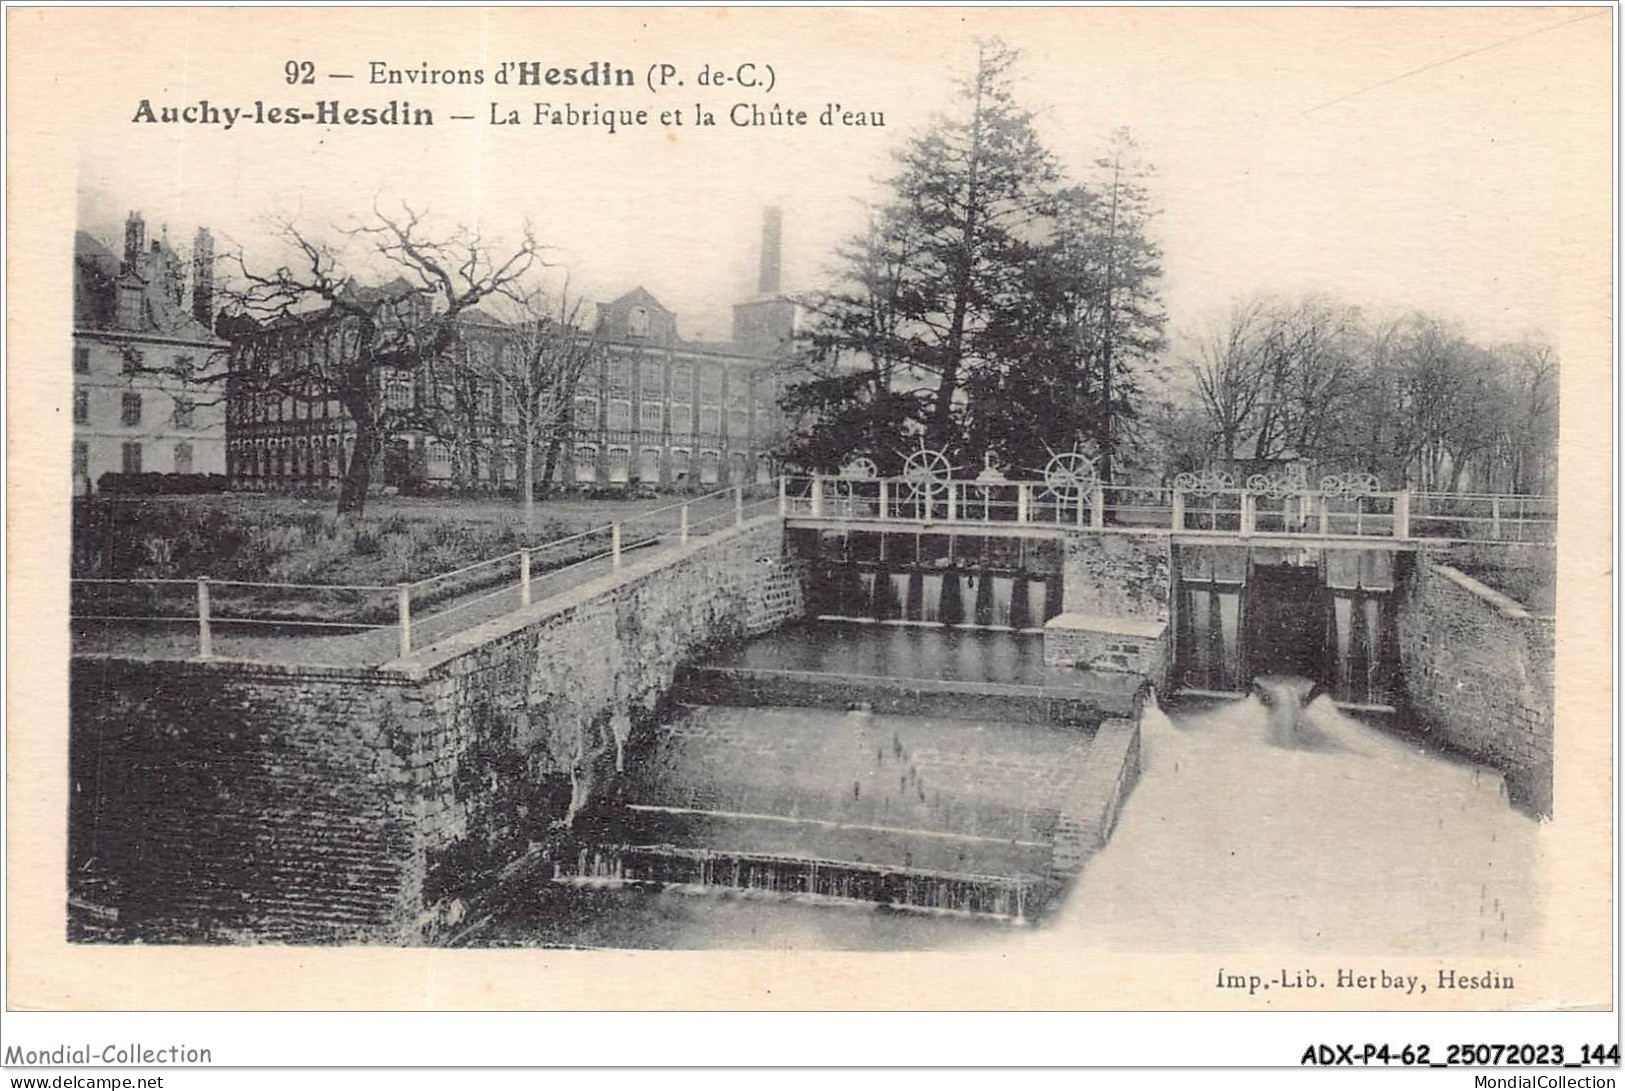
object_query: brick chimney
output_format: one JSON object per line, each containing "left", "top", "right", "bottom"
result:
{"left": 757, "top": 206, "right": 782, "bottom": 296}
{"left": 123, "top": 211, "right": 145, "bottom": 272}
{"left": 191, "top": 227, "right": 215, "bottom": 327}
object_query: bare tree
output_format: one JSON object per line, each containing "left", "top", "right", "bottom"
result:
{"left": 484, "top": 278, "right": 603, "bottom": 529}
{"left": 1185, "top": 297, "right": 1270, "bottom": 462}
{"left": 223, "top": 203, "right": 541, "bottom": 516}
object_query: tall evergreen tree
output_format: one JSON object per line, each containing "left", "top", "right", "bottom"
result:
{"left": 781, "top": 38, "right": 1061, "bottom": 470}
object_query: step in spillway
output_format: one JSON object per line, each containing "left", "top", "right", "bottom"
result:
{"left": 545, "top": 623, "right": 1134, "bottom": 927}
{"left": 567, "top": 705, "right": 1093, "bottom": 921}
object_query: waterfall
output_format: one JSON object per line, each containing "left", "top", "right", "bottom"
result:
{"left": 890, "top": 573, "right": 912, "bottom": 621}
{"left": 1251, "top": 674, "right": 1319, "bottom": 747}
{"left": 1332, "top": 595, "right": 1353, "bottom": 697}
{"left": 920, "top": 574, "right": 944, "bottom": 623}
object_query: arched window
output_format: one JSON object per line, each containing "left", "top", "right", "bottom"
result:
{"left": 670, "top": 448, "right": 691, "bottom": 482}
{"left": 575, "top": 445, "right": 598, "bottom": 483}
{"left": 607, "top": 446, "right": 631, "bottom": 483}
{"left": 574, "top": 395, "right": 599, "bottom": 429}
{"left": 628, "top": 307, "right": 649, "bottom": 338}
{"left": 699, "top": 449, "right": 720, "bottom": 485}
{"left": 639, "top": 447, "right": 661, "bottom": 483}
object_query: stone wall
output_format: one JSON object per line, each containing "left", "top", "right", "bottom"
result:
{"left": 69, "top": 515, "right": 807, "bottom": 943}
{"left": 1395, "top": 559, "right": 1555, "bottom": 816}
{"left": 1043, "top": 613, "right": 1170, "bottom": 689}
{"left": 1051, "top": 717, "right": 1142, "bottom": 878}
{"left": 69, "top": 660, "right": 423, "bottom": 943}
{"left": 1061, "top": 531, "right": 1171, "bottom": 622}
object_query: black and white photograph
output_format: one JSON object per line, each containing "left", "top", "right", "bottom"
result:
{"left": 6, "top": 1, "right": 1615, "bottom": 1041}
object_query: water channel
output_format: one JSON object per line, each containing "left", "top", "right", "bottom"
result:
{"left": 471, "top": 618, "right": 1537, "bottom": 951}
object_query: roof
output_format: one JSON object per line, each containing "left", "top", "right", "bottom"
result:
{"left": 602, "top": 286, "right": 670, "bottom": 313}
{"left": 73, "top": 228, "right": 219, "bottom": 343}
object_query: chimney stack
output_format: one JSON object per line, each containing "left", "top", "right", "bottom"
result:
{"left": 192, "top": 227, "right": 215, "bottom": 327}
{"left": 757, "top": 206, "right": 782, "bottom": 296}
{"left": 123, "top": 211, "right": 145, "bottom": 271}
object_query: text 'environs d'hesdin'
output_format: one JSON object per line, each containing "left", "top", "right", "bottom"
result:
{"left": 127, "top": 57, "right": 886, "bottom": 133}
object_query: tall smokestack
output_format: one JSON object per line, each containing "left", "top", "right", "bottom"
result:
{"left": 191, "top": 227, "right": 215, "bottom": 327}
{"left": 757, "top": 206, "right": 782, "bottom": 296}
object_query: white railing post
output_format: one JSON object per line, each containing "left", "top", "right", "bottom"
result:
{"left": 196, "top": 577, "right": 213, "bottom": 659}
{"left": 1393, "top": 490, "right": 1411, "bottom": 539}
{"left": 1090, "top": 485, "right": 1105, "bottom": 530}
{"left": 1017, "top": 483, "right": 1030, "bottom": 524}
{"left": 1317, "top": 494, "right": 1330, "bottom": 536}
{"left": 1491, "top": 496, "right": 1502, "bottom": 540}
{"left": 680, "top": 505, "right": 690, "bottom": 543}
{"left": 810, "top": 474, "right": 824, "bottom": 518}
{"left": 778, "top": 475, "right": 787, "bottom": 516}
{"left": 734, "top": 485, "right": 744, "bottom": 526}
{"left": 1076, "top": 487, "right": 1087, "bottom": 528}
{"left": 879, "top": 480, "right": 889, "bottom": 521}
{"left": 519, "top": 549, "right": 532, "bottom": 606}
{"left": 947, "top": 481, "right": 958, "bottom": 523}
{"left": 1171, "top": 489, "right": 1185, "bottom": 532}
{"left": 612, "top": 522, "right": 623, "bottom": 567}
{"left": 1240, "top": 491, "right": 1256, "bottom": 536}
{"left": 396, "top": 583, "right": 412, "bottom": 657}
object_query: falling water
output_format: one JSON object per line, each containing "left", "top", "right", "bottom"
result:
{"left": 1052, "top": 689, "right": 1541, "bottom": 953}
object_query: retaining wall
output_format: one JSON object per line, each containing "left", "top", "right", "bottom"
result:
{"left": 69, "top": 515, "right": 807, "bottom": 943}
{"left": 1395, "top": 559, "right": 1555, "bottom": 816}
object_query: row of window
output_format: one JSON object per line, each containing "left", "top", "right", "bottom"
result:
{"left": 571, "top": 445, "right": 768, "bottom": 486}
{"left": 73, "top": 345, "right": 196, "bottom": 377}
{"left": 595, "top": 357, "right": 773, "bottom": 407}
{"left": 72, "top": 440, "right": 194, "bottom": 476}
{"left": 573, "top": 398, "right": 771, "bottom": 436}
{"left": 73, "top": 389, "right": 198, "bottom": 429}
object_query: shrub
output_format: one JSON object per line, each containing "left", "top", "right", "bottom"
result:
{"left": 96, "top": 472, "right": 230, "bottom": 496}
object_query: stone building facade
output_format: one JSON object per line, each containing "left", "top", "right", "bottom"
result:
{"left": 565, "top": 284, "right": 796, "bottom": 490}
{"left": 223, "top": 210, "right": 800, "bottom": 493}
{"left": 72, "top": 213, "right": 228, "bottom": 491}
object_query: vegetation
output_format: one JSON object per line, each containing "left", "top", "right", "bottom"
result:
{"left": 70, "top": 494, "right": 668, "bottom": 624}
{"left": 780, "top": 39, "right": 1165, "bottom": 479}
{"left": 1158, "top": 298, "right": 1558, "bottom": 493}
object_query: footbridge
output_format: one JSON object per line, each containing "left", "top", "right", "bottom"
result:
{"left": 778, "top": 473, "right": 1555, "bottom": 549}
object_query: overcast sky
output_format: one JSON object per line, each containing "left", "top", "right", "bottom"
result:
{"left": 76, "top": 7, "right": 1610, "bottom": 349}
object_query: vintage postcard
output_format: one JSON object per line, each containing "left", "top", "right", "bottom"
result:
{"left": 4, "top": 5, "right": 1614, "bottom": 1021}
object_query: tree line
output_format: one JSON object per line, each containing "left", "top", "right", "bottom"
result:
{"left": 1156, "top": 296, "right": 1557, "bottom": 495}
{"left": 777, "top": 38, "right": 1557, "bottom": 499}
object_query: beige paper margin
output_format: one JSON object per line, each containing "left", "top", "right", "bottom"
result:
{"left": 5, "top": 5, "right": 1614, "bottom": 1012}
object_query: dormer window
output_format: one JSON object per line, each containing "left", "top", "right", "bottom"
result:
{"left": 628, "top": 306, "right": 649, "bottom": 338}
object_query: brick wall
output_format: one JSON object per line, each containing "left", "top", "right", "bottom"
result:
{"left": 70, "top": 515, "right": 807, "bottom": 943}
{"left": 1395, "top": 560, "right": 1554, "bottom": 816}
{"left": 70, "top": 660, "right": 423, "bottom": 943}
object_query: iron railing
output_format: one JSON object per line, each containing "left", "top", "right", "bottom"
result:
{"left": 778, "top": 475, "right": 1557, "bottom": 545}
{"left": 71, "top": 482, "right": 781, "bottom": 662}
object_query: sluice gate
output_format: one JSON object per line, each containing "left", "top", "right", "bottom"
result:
{"left": 1175, "top": 544, "right": 1402, "bottom": 706}
{"left": 799, "top": 528, "right": 1064, "bottom": 632}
